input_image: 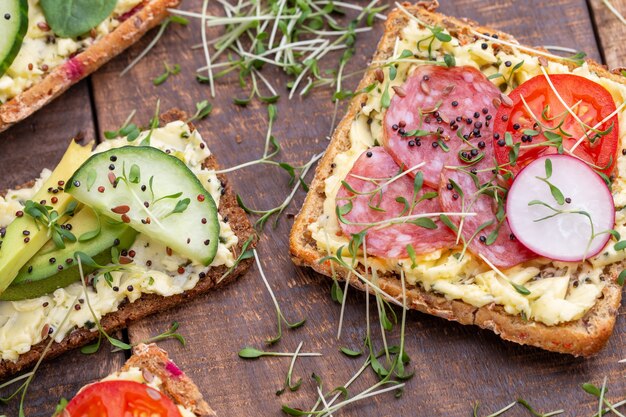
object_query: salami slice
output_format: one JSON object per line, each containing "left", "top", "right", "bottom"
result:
{"left": 438, "top": 143, "right": 536, "bottom": 268}
{"left": 337, "top": 147, "right": 455, "bottom": 259}
{"left": 383, "top": 65, "right": 502, "bottom": 188}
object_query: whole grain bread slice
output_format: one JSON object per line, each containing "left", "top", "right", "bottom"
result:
{"left": 0, "top": 0, "right": 180, "bottom": 133}
{"left": 120, "top": 343, "right": 215, "bottom": 417}
{"left": 289, "top": 2, "right": 624, "bottom": 357}
{"left": 0, "top": 109, "right": 256, "bottom": 379}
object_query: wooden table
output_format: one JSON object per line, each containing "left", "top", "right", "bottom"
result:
{"left": 1, "top": 0, "right": 626, "bottom": 415}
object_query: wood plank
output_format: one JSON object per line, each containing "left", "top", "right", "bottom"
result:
{"left": 589, "top": 0, "right": 626, "bottom": 68}
{"left": 0, "top": 83, "right": 127, "bottom": 416}
{"left": 0, "top": 82, "right": 96, "bottom": 188}
{"left": 6, "top": 0, "right": 616, "bottom": 416}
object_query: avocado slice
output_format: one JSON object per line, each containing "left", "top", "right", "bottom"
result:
{"left": 0, "top": 140, "right": 93, "bottom": 296}
{"left": 1, "top": 206, "right": 137, "bottom": 301}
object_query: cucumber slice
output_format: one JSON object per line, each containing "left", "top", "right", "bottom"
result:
{"left": 0, "top": 207, "right": 137, "bottom": 301}
{"left": 66, "top": 146, "right": 220, "bottom": 266}
{"left": 0, "top": 0, "right": 28, "bottom": 77}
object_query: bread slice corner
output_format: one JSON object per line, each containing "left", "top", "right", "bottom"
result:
{"left": 123, "top": 343, "right": 215, "bottom": 417}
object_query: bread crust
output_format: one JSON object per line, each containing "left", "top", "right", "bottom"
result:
{"left": 289, "top": 2, "right": 624, "bottom": 357}
{"left": 0, "top": 0, "right": 180, "bottom": 133}
{"left": 0, "top": 109, "right": 255, "bottom": 379}
{"left": 124, "top": 343, "right": 215, "bottom": 417}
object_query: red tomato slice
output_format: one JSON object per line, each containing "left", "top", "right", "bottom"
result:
{"left": 493, "top": 74, "right": 619, "bottom": 177}
{"left": 64, "top": 380, "right": 183, "bottom": 417}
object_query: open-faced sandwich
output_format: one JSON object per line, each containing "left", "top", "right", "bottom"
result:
{"left": 0, "top": 109, "right": 254, "bottom": 378}
{"left": 290, "top": 2, "right": 626, "bottom": 356}
{"left": 54, "top": 343, "right": 215, "bottom": 417}
{"left": 0, "top": 0, "right": 179, "bottom": 132}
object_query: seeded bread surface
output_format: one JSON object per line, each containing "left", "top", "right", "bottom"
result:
{"left": 121, "top": 343, "right": 215, "bottom": 417}
{"left": 289, "top": 2, "right": 624, "bottom": 356}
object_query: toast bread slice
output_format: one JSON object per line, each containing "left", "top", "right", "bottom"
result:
{"left": 289, "top": 2, "right": 625, "bottom": 356}
{"left": 0, "top": 109, "right": 255, "bottom": 379}
{"left": 0, "top": 0, "right": 180, "bottom": 133}
{"left": 119, "top": 343, "right": 215, "bottom": 417}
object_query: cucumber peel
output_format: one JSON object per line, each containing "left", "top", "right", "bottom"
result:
{"left": 0, "top": 0, "right": 28, "bottom": 77}
{"left": 66, "top": 146, "right": 220, "bottom": 266}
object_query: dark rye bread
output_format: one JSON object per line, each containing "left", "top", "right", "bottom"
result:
{"left": 289, "top": 1, "right": 624, "bottom": 356}
{"left": 120, "top": 343, "right": 215, "bottom": 416}
{"left": 0, "top": 109, "right": 255, "bottom": 380}
{"left": 0, "top": 0, "right": 180, "bottom": 133}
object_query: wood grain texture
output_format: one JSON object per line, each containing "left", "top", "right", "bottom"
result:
{"left": 0, "top": 82, "right": 96, "bottom": 187}
{"left": 589, "top": 0, "right": 626, "bottom": 68}
{"left": 1, "top": 0, "right": 624, "bottom": 416}
{"left": 95, "top": 0, "right": 622, "bottom": 416}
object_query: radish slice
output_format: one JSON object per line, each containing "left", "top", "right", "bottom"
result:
{"left": 506, "top": 154, "right": 615, "bottom": 262}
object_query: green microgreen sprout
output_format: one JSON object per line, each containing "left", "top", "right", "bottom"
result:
{"left": 76, "top": 255, "right": 133, "bottom": 354}
{"left": 171, "top": 0, "right": 386, "bottom": 102}
{"left": 321, "top": 229, "right": 350, "bottom": 340}
{"left": 77, "top": 210, "right": 102, "bottom": 242}
{"left": 187, "top": 99, "right": 213, "bottom": 123}
{"left": 53, "top": 398, "right": 69, "bottom": 416}
{"left": 276, "top": 341, "right": 306, "bottom": 395}
{"left": 253, "top": 249, "right": 305, "bottom": 344}
{"left": 535, "top": 158, "right": 565, "bottom": 205}
{"left": 473, "top": 399, "right": 564, "bottom": 417}
{"left": 237, "top": 151, "right": 324, "bottom": 231}
{"left": 23, "top": 200, "right": 78, "bottom": 249}
{"left": 582, "top": 377, "right": 626, "bottom": 417}
{"left": 139, "top": 99, "right": 162, "bottom": 146}
{"left": 238, "top": 346, "right": 321, "bottom": 360}
{"left": 488, "top": 60, "right": 525, "bottom": 90}
{"left": 218, "top": 233, "right": 256, "bottom": 284}
{"left": 415, "top": 24, "right": 452, "bottom": 60}
{"left": 153, "top": 62, "right": 181, "bottom": 86}
{"left": 282, "top": 275, "right": 410, "bottom": 414}
{"left": 444, "top": 53, "right": 456, "bottom": 67}
{"left": 104, "top": 109, "right": 140, "bottom": 141}
{"left": 111, "top": 162, "right": 192, "bottom": 228}
{"left": 109, "top": 322, "right": 187, "bottom": 353}
{"left": 120, "top": 15, "right": 189, "bottom": 77}
{"left": 478, "top": 253, "right": 531, "bottom": 296}
{"left": 143, "top": 321, "right": 186, "bottom": 345}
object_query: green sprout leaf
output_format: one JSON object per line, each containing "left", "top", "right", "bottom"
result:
{"left": 444, "top": 53, "right": 456, "bottom": 67}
